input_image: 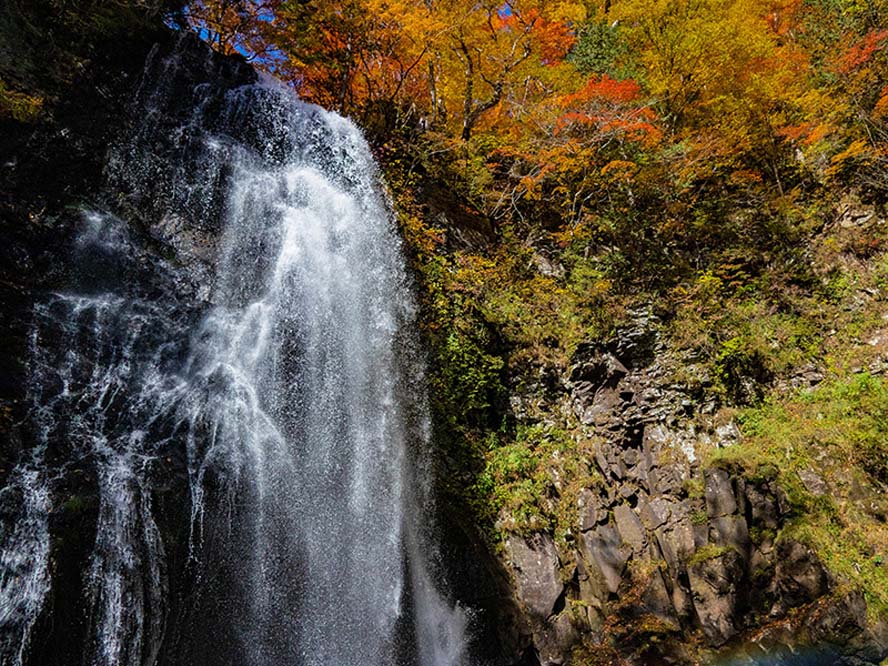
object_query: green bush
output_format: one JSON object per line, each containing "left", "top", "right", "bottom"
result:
{"left": 714, "top": 336, "right": 771, "bottom": 405}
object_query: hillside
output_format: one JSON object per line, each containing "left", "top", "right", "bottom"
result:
{"left": 1, "top": 1, "right": 888, "bottom": 665}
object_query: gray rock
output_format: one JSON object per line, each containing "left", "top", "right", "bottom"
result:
{"left": 578, "top": 489, "right": 608, "bottom": 531}
{"left": 580, "top": 387, "right": 624, "bottom": 426}
{"left": 506, "top": 533, "right": 565, "bottom": 620}
{"left": 693, "top": 522, "right": 709, "bottom": 548}
{"left": 775, "top": 484, "right": 791, "bottom": 515}
{"left": 745, "top": 483, "right": 780, "bottom": 530}
{"left": 533, "top": 252, "right": 564, "bottom": 278}
{"left": 654, "top": 519, "right": 696, "bottom": 577}
{"left": 618, "top": 484, "right": 637, "bottom": 500}
{"left": 569, "top": 350, "right": 628, "bottom": 393}
{"left": 704, "top": 469, "right": 737, "bottom": 518}
{"left": 808, "top": 589, "right": 868, "bottom": 645}
{"left": 622, "top": 448, "right": 640, "bottom": 467}
{"left": 688, "top": 549, "right": 743, "bottom": 645}
{"left": 535, "top": 612, "right": 578, "bottom": 666}
{"left": 641, "top": 568, "right": 681, "bottom": 629}
{"left": 653, "top": 463, "right": 687, "bottom": 496}
{"left": 709, "top": 515, "right": 749, "bottom": 553}
{"left": 798, "top": 468, "right": 828, "bottom": 496}
{"left": 542, "top": 322, "right": 879, "bottom": 663}
{"left": 151, "top": 212, "right": 217, "bottom": 264}
{"left": 593, "top": 445, "right": 612, "bottom": 479}
{"left": 614, "top": 504, "right": 646, "bottom": 554}
{"left": 714, "top": 422, "right": 741, "bottom": 447}
{"left": 575, "top": 554, "right": 605, "bottom": 630}
{"left": 639, "top": 496, "right": 671, "bottom": 531}
{"left": 776, "top": 539, "right": 830, "bottom": 607}
{"left": 580, "top": 523, "right": 631, "bottom": 598}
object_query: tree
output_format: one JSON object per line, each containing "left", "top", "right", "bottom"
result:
{"left": 182, "top": 0, "right": 281, "bottom": 60}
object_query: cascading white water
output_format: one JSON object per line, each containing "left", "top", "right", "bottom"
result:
{"left": 0, "top": 463, "right": 50, "bottom": 666}
{"left": 169, "top": 82, "right": 468, "bottom": 665}
{"left": 0, "top": 42, "right": 468, "bottom": 666}
{"left": 19, "top": 266, "right": 184, "bottom": 666}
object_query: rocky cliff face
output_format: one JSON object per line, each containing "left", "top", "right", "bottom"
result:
{"left": 0, "top": 23, "right": 256, "bottom": 666}
{"left": 2, "top": 8, "right": 887, "bottom": 666}
{"left": 495, "top": 309, "right": 888, "bottom": 664}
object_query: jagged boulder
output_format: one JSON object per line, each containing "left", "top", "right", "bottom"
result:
{"left": 775, "top": 539, "right": 831, "bottom": 608}
{"left": 505, "top": 533, "right": 577, "bottom": 665}
{"left": 506, "top": 533, "right": 565, "bottom": 621}
{"left": 688, "top": 548, "right": 744, "bottom": 645}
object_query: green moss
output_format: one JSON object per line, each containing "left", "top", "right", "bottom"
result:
{"left": 690, "top": 509, "right": 708, "bottom": 526}
{"left": 748, "top": 526, "right": 776, "bottom": 545}
{"left": 687, "top": 544, "right": 734, "bottom": 567}
{"left": 682, "top": 477, "right": 705, "bottom": 499}
{"left": 481, "top": 422, "right": 596, "bottom": 537}
{"left": 438, "top": 328, "right": 505, "bottom": 423}
{"left": 702, "top": 373, "right": 888, "bottom": 619}
{"left": 737, "top": 374, "right": 888, "bottom": 486}
{"left": 747, "top": 461, "right": 779, "bottom": 484}
{"left": 714, "top": 336, "right": 770, "bottom": 404}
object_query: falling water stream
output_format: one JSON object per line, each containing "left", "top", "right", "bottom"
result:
{"left": 0, "top": 41, "right": 467, "bottom": 666}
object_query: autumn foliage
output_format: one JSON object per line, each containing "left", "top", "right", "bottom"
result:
{"left": 178, "top": 2, "right": 888, "bottom": 580}
{"left": 182, "top": 0, "right": 888, "bottom": 282}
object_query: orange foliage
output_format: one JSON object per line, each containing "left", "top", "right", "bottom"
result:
{"left": 776, "top": 121, "right": 831, "bottom": 146}
{"left": 765, "top": 0, "right": 803, "bottom": 37}
{"left": 555, "top": 75, "right": 660, "bottom": 145}
{"left": 188, "top": 0, "right": 888, "bottom": 226}
{"left": 875, "top": 85, "right": 888, "bottom": 119}
{"left": 834, "top": 29, "right": 888, "bottom": 75}
{"left": 561, "top": 75, "right": 642, "bottom": 106}
{"left": 526, "top": 10, "right": 577, "bottom": 65}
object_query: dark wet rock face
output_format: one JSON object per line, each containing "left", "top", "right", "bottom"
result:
{"left": 0, "top": 22, "right": 191, "bottom": 666}
{"left": 0, "top": 31, "right": 257, "bottom": 666}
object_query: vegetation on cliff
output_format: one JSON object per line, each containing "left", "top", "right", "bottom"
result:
{"left": 174, "top": 0, "right": 888, "bottom": 656}
{"left": 171, "top": 3, "right": 888, "bottom": 657}
{"left": 3, "top": 0, "right": 888, "bottom": 662}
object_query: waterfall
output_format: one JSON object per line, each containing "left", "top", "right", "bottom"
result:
{"left": 0, "top": 40, "right": 468, "bottom": 666}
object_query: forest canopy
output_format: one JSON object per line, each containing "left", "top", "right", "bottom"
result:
{"left": 177, "top": 0, "right": 888, "bottom": 232}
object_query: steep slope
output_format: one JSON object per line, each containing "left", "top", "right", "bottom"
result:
{"left": 394, "top": 161, "right": 888, "bottom": 665}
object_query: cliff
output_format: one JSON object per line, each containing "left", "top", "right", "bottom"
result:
{"left": 396, "top": 137, "right": 888, "bottom": 665}
{"left": 1, "top": 4, "right": 888, "bottom": 666}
